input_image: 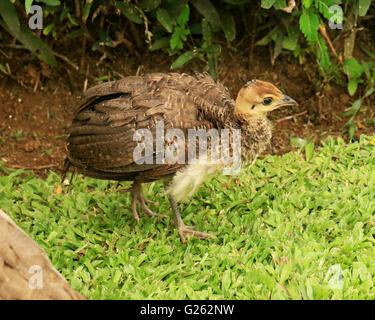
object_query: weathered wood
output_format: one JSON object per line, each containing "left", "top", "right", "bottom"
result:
{"left": 0, "top": 209, "right": 86, "bottom": 300}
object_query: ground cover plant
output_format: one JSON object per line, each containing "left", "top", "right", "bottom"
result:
{"left": 1, "top": 1, "right": 374, "bottom": 140}
{"left": 1, "top": 134, "right": 374, "bottom": 299}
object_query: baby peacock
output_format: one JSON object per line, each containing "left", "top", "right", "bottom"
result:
{"left": 65, "top": 73, "right": 298, "bottom": 242}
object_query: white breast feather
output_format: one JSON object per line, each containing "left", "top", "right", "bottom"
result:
{"left": 166, "top": 161, "right": 222, "bottom": 202}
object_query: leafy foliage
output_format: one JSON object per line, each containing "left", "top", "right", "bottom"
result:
{"left": 299, "top": 7, "right": 320, "bottom": 43}
{"left": 257, "top": 0, "right": 374, "bottom": 138}
{"left": 0, "top": 0, "right": 56, "bottom": 65}
{"left": 0, "top": 0, "right": 374, "bottom": 114}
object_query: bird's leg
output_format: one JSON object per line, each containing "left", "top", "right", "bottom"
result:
{"left": 130, "top": 181, "right": 167, "bottom": 221}
{"left": 248, "top": 153, "right": 259, "bottom": 170}
{"left": 167, "top": 194, "right": 214, "bottom": 243}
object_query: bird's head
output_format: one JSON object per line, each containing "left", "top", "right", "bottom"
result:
{"left": 234, "top": 79, "right": 298, "bottom": 119}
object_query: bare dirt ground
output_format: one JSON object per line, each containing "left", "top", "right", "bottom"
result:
{"left": 0, "top": 44, "right": 374, "bottom": 178}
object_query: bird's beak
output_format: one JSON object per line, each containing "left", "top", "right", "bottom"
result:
{"left": 276, "top": 94, "right": 298, "bottom": 108}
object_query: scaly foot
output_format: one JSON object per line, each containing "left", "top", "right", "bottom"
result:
{"left": 176, "top": 223, "right": 215, "bottom": 243}
{"left": 130, "top": 181, "right": 168, "bottom": 221}
{"left": 166, "top": 193, "right": 215, "bottom": 243}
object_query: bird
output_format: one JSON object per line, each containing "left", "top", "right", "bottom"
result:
{"left": 64, "top": 72, "right": 298, "bottom": 242}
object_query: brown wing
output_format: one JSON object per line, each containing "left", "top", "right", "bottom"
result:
{"left": 66, "top": 73, "right": 234, "bottom": 182}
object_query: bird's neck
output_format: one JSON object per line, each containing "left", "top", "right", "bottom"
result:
{"left": 224, "top": 111, "right": 273, "bottom": 163}
{"left": 200, "top": 105, "right": 273, "bottom": 163}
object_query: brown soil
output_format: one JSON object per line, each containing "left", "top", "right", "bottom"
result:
{"left": 0, "top": 45, "right": 374, "bottom": 178}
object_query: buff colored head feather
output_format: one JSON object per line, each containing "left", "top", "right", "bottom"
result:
{"left": 235, "top": 79, "right": 298, "bottom": 118}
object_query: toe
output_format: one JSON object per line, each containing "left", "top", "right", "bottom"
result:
{"left": 140, "top": 201, "right": 168, "bottom": 218}
{"left": 178, "top": 225, "right": 215, "bottom": 242}
{"left": 144, "top": 198, "right": 159, "bottom": 206}
{"left": 131, "top": 200, "right": 140, "bottom": 222}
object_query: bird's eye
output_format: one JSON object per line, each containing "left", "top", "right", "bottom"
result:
{"left": 263, "top": 97, "right": 273, "bottom": 105}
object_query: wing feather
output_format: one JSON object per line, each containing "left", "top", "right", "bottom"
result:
{"left": 67, "top": 73, "right": 234, "bottom": 181}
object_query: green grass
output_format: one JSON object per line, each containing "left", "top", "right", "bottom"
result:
{"left": 1, "top": 135, "right": 375, "bottom": 300}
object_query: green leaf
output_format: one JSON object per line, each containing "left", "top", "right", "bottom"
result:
{"left": 273, "top": 0, "right": 287, "bottom": 9}
{"left": 283, "top": 25, "right": 299, "bottom": 51}
{"left": 280, "top": 264, "right": 292, "bottom": 283}
{"left": 222, "top": 270, "right": 231, "bottom": 293}
{"left": 221, "top": 12, "right": 236, "bottom": 42}
{"left": 302, "top": 0, "right": 314, "bottom": 8}
{"left": 170, "top": 32, "right": 182, "bottom": 50}
{"left": 358, "top": 0, "right": 371, "bottom": 16}
{"left": 364, "top": 87, "right": 375, "bottom": 98}
{"left": 176, "top": 5, "right": 190, "bottom": 27}
{"left": 206, "top": 44, "right": 221, "bottom": 55}
{"left": 190, "top": 0, "right": 220, "bottom": 30}
{"left": 261, "top": 0, "right": 276, "bottom": 9}
{"left": 112, "top": 269, "right": 122, "bottom": 284}
{"left": 156, "top": 8, "right": 173, "bottom": 33}
{"left": 170, "top": 26, "right": 189, "bottom": 50}
{"left": 116, "top": 1, "right": 143, "bottom": 24}
{"left": 343, "top": 98, "right": 362, "bottom": 116}
{"left": 348, "top": 78, "right": 358, "bottom": 96}
{"left": 83, "top": 2, "right": 93, "bottom": 21}
{"left": 343, "top": 58, "right": 364, "bottom": 78}
{"left": 299, "top": 7, "right": 319, "bottom": 42}
{"left": 271, "top": 30, "right": 284, "bottom": 64}
{"left": 361, "top": 61, "right": 372, "bottom": 79}
{"left": 0, "top": 0, "right": 22, "bottom": 38}
{"left": 25, "top": 0, "right": 33, "bottom": 14}
{"left": 352, "top": 99, "right": 362, "bottom": 113}
{"left": 201, "top": 19, "right": 212, "bottom": 44}
{"left": 171, "top": 51, "right": 195, "bottom": 69}
{"left": 305, "top": 142, "right": 314, "bottom": 161}
{"left": 66, "top": 12, "right": 78, "bottom": 26}
{"left": 150, "top": 37, "right": 170, "bottom": 51}
{"left": 43, "top": 23, "right": 55, "bottom": 36}
{"left": 0, "top": 63, "right": 7, "bottom": 74}
{"left": 0, "top": 0, "right": 56, "bottom": 65}
{"left": 255, "top": 27, "right": 277, "bottom": 46}
{"left": 67, "top": 29, "right": 83, "bottom": 39}
{"left": 208, "top": 54, "right": 217, "bottom": 79}
{"left": 348, "top": 122, "right": 356, "bottom": 140}
{"left": 222, "top": 0, "right": 248, "bottom": 4}
{"left": 315, "top": 0, "right": 342, "bottom": 20}
{"left": 290, "top": 136, "right": 307, "bottom": 148}
{"left": 138, "top": 0, "right": 161, "bottom": 11}
{"left": 317, "top": 34, "right": 331, "bottom": 70}
{"left": 40, "top": 0, "right": 60, "bottom": 5}
{"left": 21, "top": 26, "right": 56, "bottom": 65}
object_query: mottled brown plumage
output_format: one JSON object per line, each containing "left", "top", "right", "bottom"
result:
{"left": 65, "top": 72, "right": 297, "bottom": 242}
